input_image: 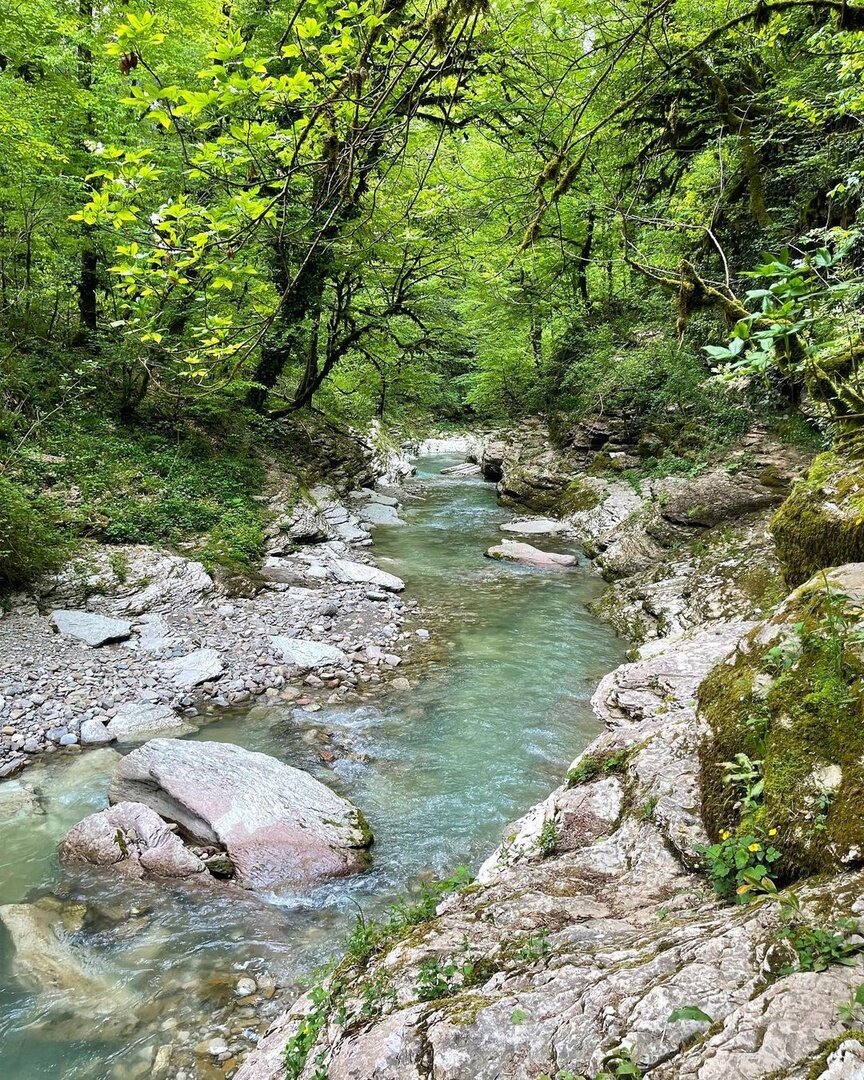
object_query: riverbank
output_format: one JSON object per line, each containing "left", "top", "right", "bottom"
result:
{"left": 0, "top": 464, "right": 429, "bottom": 778}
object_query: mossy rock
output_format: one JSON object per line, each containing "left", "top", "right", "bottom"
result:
{"left": 558, "top": 478, "right": 603, "bottom": 515}
{"left": 771, "top": 450, "right": 864, "bottom": 586}
{"left": 699, "top": 564, "right": 864, "bottom": 882}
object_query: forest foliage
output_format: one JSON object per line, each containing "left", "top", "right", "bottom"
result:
{"left": 2, "top": 0, "right": 864, "bottom": 576}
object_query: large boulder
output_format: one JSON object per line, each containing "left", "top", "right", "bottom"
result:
{"left": 699, "top": 563, "right": 864, "bottom": 878}
{"left": 108, "top": 739, "right": 372, "bottom": 888}
{"left": 158, "top": 647, "right": 223, "bottom": 688}
{"left": 771, "top": 450, "right": 864, "bottom": 586}
{"left": 655, "top": 467, "right": 789, "bottom": 528}
{"left": 59, "top": 801, "right": 207, "bottom": 879}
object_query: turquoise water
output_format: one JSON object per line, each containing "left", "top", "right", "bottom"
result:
{"left": 0, "top": 453, "right": 625, "bottom": 1078}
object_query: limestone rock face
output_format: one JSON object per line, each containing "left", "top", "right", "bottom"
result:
{"left": 59, "top": 800, "right": 207, "bottom": 879}
{"left": 108, "top": 739, "right": 372, "bottom": 888}
{"left": 50, "top": 609, "right": 132, "bottom": 647}
{"left": 485, "top": 540, "right": 576, "bottom": 567}
{"left": 43, "top": 545, "right": 213, "bottom": 615}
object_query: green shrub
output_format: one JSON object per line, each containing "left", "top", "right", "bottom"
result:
{"left": 0, "top": 477, "right": 66, "bottom": 590}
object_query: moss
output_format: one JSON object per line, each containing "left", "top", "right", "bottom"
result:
{"left": 805, "top": 1032, "right": 864, "bottom": 1079}
{"left": 771, "top": 450, "right": 864, "bottom": 586}
{"left": 699, "top": 573, "right": 864, "bottom": 882}
{"left": 558, "top": 478, "right": 602, "bottom": 515}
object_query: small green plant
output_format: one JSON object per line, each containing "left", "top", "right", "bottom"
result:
{"left": 668, "top": 1005, "right": 712, "bottom": 1023}
{"left": 413, "top": 957, "right": 459, "bottom": 1002}
{"left": 838, "top": 983, "right": 864, "bottom": 1024}
{"left": 776, "top": 913, "right": 862, "bottom": 975}
{"left": 359, "top": 973, "right": 397, "bottom": 1018}
{"left": 567, "top": 754, "right": 601, "bottom": 785}
{"left": 814, "top": 791, "right": 833, "bottom": 833}
{"left": 566, "top": 750, "right": 629, "bottom": 787}
{"left": 718, "top": 752, "right": 764, "bottom": 816}
{"left": 537, "top": 818, "right": 560, "bottom": 856}
{"left": 697, "top": 829, "right": 782, "bottom": 903}
{"left": 638, "top": 795, "right": 658, "bottom": 822}
{"left": 514, "top": 929, "right": 551, "bottom": 963}
{"left": 283, "top": 980, "right": 342, "bottom": 1080}
{"left": 597, "top": 1045, "right": 642, "bottom": 1078}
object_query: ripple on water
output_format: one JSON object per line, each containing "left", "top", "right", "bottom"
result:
{"left": 0, "top": 452, "right": 625, "bottom": 1078}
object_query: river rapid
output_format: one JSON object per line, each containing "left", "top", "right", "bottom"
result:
{"left": 0, "top": 453, "right": 625, "bottom": 1079}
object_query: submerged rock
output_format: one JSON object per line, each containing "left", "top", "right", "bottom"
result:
{"left": 108, "top": 739, "right": 372, "bottom": 888}
{"left": 106, "top": 702, "right": 196, "bottom": 742}
{"left": 485, "top": 540, "right": 576, "bottom": 567}
{"left": 50, "top": 609, "right": 132, "bottom": 647}
{"left": 59, "top": 800, "right": 207, "bottom": 879}
{"left": 0, "top": 897, "right": 110, "bottom": 997}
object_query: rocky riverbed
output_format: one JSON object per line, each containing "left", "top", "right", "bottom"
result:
{"left": 0, "top": 463, "right": 434, "bottom": 778}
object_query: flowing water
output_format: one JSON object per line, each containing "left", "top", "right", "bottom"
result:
{"left": 0, "top": 454, "right": 625, "bottom": 1079}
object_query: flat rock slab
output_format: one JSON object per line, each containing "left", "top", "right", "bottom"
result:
{"left": 106, "top": 702, "right": 196, "bottom": 743}
{"left": 486, "top": 540, "right": 576, "bottom": 567}
{"left": 441, "top": 462, "right": 481, "bottom": 476}
{"left": 108, "top": 739, "right": 372, "bottom": 889}
{"left": 158, "top": 647, "right": 223, "bottom": 688}
{"left": 500, "top": 518, "right": 564, "bottom": 535}
{"left": 358, "top": 502, "right": 405, "bottom": 527}
{"left": 50, "top": 610, "right": 132, "bottom": 647}
{"left": 59, "top": 800, "right": 207, "bottom": 879}
{"left": 330, "top": 558, "right": 405, "bottom": 592}
{"left": 270, "top": 636, "right": 349, "bottom": 670}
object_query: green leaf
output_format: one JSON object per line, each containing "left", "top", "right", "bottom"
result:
{"left": 668, "top": 1006, "right": 712, "bottom": 1024}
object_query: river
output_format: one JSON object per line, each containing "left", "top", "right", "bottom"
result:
{"left": 0, "top": 453, "right": 625, "bottom": 1078}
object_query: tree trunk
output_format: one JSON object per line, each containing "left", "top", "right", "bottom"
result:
{"left": 245, "top": 244, "right": 331, "bottom": 411}
{"left": 75, "top": 0, "right": 97, "bottom": 342}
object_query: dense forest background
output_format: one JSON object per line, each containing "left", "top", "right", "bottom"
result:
{"left": 2, "top": 0, "right": 863, "bottom": 586}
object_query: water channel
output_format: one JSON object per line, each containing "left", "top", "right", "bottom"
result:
{"left": 0, "top": 453, "right": 625, "bottom": 1078}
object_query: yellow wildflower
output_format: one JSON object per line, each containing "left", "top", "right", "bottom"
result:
{"left": 748, "top": 843, "right": 760, "bottom": 852}
{"left": 721, "top": 830, "right": 731, "bottom": 840}
{"left": 768, "top": 828, "right": 777, "bottom": 836}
